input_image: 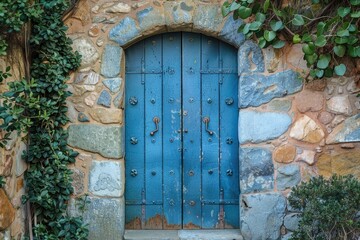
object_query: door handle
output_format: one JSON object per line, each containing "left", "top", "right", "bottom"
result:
{"left": 203, "top": 117, "right": 213, "bottom": 135}
{"left": 150, "top": 117, "right": 160, "bottom": 136}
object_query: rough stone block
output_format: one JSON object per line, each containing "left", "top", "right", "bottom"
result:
{"left": 284, "top": 213, "right": 300, "bottom": 232}
{"left": 89, "top": 160, "right": 124, "bottom": 197}
{"left": 239, "top": 111, "right": 292, "bottom": 144}
{"left": 240, "top": 147, "right": 274, "bottom": 193}
{"left": 276, "top": 165, "right": 301, "bottom": 190}
{"left": 110, "top": 17, "right": 140, "bottom": 46}
{"left": 239, "top": 70, "right": 303, "bottom": 108}
{"left": 327, "top": 95, "right": 353, "bottom": 115}
{"left": 0, "top": 189, "right": 15, "bottom": 231}
{"left": 164, "top": 1, "right": 194, "bottom": 27}
{"left": 238, "top": 41, "right": 264, "bottom": 76}
{"left": 72, "top": 37, "right": 99, "bottom": 69}
{"left": 326, "top": 113, "right": 360, "bottom": 144}
{"left": 101, "top": 45, "right": 122, "bottom": 78}
{"left": 103, "top": 78, "right": 122, "bottom": 93}
{"left": 97, "top": 90, "right": 112, "bottom": 108}
{"left": 69, "top": 197, "right": 125, "bottom": 240}
{"left": 137, "top": 7, "right": 165, "bottom": 33}
{"left": 268, "top": 99, "right": 292, "bottom": 112}
{"left": 240, "top": 192, "right": 286, "bottom": 240}
{"left": 68, "top": 124, "right": 124, "bottom": 159}
{"left": 290, "top": 115, "right": 325, "bottom": 143}
{"left": 71, "top": 168, "right": 85, "bottom": 195}
{"left": 219, "top": 15, "right": 245, "bottom": 48}
{"left": 15, "top": 142, "right": 27, "bottom": 177}
{"left": 193, "top": 5, "right": 223, "bottom": 33}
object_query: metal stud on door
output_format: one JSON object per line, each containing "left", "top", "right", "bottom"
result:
{"left": 125, "top": 32, "right": 239, "bottom": 230}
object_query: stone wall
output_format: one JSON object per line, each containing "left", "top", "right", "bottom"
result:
{"left": 0, "top": 54, "right": 27, "bottom": 240}
{"left": 62, "top": 0, "right": 360, "bottom": 240}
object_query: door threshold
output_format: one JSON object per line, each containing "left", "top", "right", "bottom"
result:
{"left": 124, "top": 229, "right": 243, "bottom": 240}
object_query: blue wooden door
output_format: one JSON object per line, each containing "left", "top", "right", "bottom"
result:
{"left": 125, "top": 32, "right": 239, "bottom": 230}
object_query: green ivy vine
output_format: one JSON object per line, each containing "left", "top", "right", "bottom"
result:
{"left": 222, "top": 0, "right": 360, "bottom": 79}
{"left": 0, "top": 0, "right": 88, "bottom": 239}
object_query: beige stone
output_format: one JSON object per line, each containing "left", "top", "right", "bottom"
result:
{"left": 0, "top": 189, "right": 15, "bottom": 231}
{"left": 88, "top": 25, "right": 100, "bottom": 37}
{"left": 290, "top": 115, "right": 325, "bottom": 143}
{"left": 296, "top": 150, "right": 316, "bottom": 165}
{"left": 273, "top": 145, "right": 296, "bottom": 164}
{"left": 326, "top": 95, "right": 352, "bottom": 115}
{"left": 84, "top": 92, "right": 98, "bottom": 107}
{"left": 106, "top": 2, "right": 131, "bottom": 13}
{"left": 295, "top": 90, "right": 324, "bottom": 113}
{"left": 317, "top": 151, "right": 360, "bottom": 178}
{"left": 89, "top": 108, "right": 123, "bottom": 124}
{"left": 0, "top": 155, "right": 12, "bottom": 177}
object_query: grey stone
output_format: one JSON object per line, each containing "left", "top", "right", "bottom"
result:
{"left": 113, "top": 92, "right": 123, "bottom": 109}
{"left": 67, "top": 102, "right": 78, "bottom": 123}
{"left": 15, "top": 142, "right": 27, "bottom": 177}
{"left": 137, "top": 7, "right": 165, "bottom": 32}
{"left": 240, "top": 147, "right": 274, "bottom": 193}
{"left": 284, "top": 213, "right": 300, "bottom": 232}
{"left": 110, "top": 17, "right": 140, "bottom": 46}
{"left": 219, "top": 15, "right": 245, "bottom": 48}
{"left": 97, "top": 90, "right": 112, "bottom": 108}
{"left": 71, "top": 168, "right": 85, "bottom": 195}
{"left": 75, "top": 71, "right": 99, "bottom": 85}
{"left": 281, "top": 232, "right": 293, "bottom": 240}
{"left": 77, "top": 112, "right": 90, "bottom": 122}
{"left": 238, "top": 41, "right": 264, "bottom": 76}
{"left": 194, "top": 5, "right": 223, "bottom": 33}
{"left": 93, "top": 16, "right": 106, "bottom": 23}
{"left": 89, "top": 160, "right": 124, "bottom": 197}
{"left": 5, "top": 131, "right": 18, "bottom": 150}
{"left": 239, "top": 70, "right": 303, "bottom": 108}
{"left": 326, "top": 114, "right": 360, "bottom": 144}
{"left": 240, "top": 192, "right": 286, "bottom": 240}
{"left": 164, "top": 1, "right": 194, "bottom": 27}
{"left": 268, "top": 99, "right": 292, "bottom": 112}
{"left": 68, "top": 124, "right": 124, "bottom": 158}
{"left": 101, "top": 44, "right": 122, "bottom": 78}
{"left": 69, "top": 197, "right": 125, "bottom": 240}
{"left": 72, "top": 37, "right": 99, "bottom": 68}
{"left": 326, "top": 95, "right": 352, "bottom": 115}
{"left": 103, "top": 78, "right": 122, "bottom": 93}
{"left": 239, "top": 111, "right": 292, "bottom": 144}
{"left": 276, "top": 165, "right": 301, "bottom": 190}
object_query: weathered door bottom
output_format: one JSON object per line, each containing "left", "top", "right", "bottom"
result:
{"left": 124, "top": 230, "right": 243, "bottom": 240}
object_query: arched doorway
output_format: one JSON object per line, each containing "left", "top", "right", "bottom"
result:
{"left": 125, "top": 32, "right": 239, "bottom": 230}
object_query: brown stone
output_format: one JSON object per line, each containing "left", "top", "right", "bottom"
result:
{"left": 71, "top": 0, "right": 91, "bottom": 26}
{"left": 0, "top": 155, "right": 13, "bottom": 177}
{"left": 89, "top": 108, "right": 123, "bottom": 124}
{"left": 294, "top": 90, "right": 324, "bottom": 113}
{"left": 88, "top": 25, "right": 100, "bottom": 37}
{"left": 317, "top": 151, "right": 360, "bottom": 178}
{"left": 273, "top": 145, "right": 296, "bottom": 164}
{"left": 0, "top": 189, "right": 16, "bottom": 230}
{"left": 290, "top": 115, "right": 325, "bottom": 143}
{"left": 318, "top": 111, "right": 333, "bottom": 125}
{"left": 305, "top": 79, "right": 327, "bottom": 91}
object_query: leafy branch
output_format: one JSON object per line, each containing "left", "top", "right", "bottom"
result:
{"left": 222, "top": 0, "right": 360, "bottom": 79}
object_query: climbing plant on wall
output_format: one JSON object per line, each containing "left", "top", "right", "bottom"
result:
{"left": 222, "top": 0, "right": 360, "bottom": 79}
{"left": 0, "top": 0, "right": 88, "bottom": 239}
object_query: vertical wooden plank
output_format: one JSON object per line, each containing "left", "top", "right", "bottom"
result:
{"left": 162, "top": 33, "right": 182, "bottom": 229}
{"left": 201, "top": 35, "right": 220, "bottom": 229}
{"left": 219, "top": 42, "right": 239, "bottom": 229}
{"left": 144, "top": 35, "right": 163, "bottom": 229}
{"left": 125, "top": 40, "right": 145, "bottom": 229}
{"left": 182, "top": 32, "right": 202, "bottom": 229}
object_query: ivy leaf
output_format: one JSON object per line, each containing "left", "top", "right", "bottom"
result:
{"left": 315, "top": 69, "right": 324, "bottom": 78}
{"left": 335, "top": 37, "right": 348, "bottom": 44}
{"left": 229, "top": 2, "right": 241, "bottom": 11}
{"left": 337, "top": 29, "right": 350, "bottom": 37}
{"left": 304, "top": 53, "right": 318, "bottom": 65}
{"left": 221, "top": 2, "right": 231, "bottom": 17}
{"left": 315, "top": 35, "right": 327, "bottom": 47}
{"left": 264, "top": 30, "right": 276, "bottom": 42}
{"left": 238, "top": 6, "right": 252, "bottom": 19}
{"left": 350, "top": 0, "right": 360, "bottom": 6}
{"left": 333, "top": 45, "right": 346, "bottom": 57}
{"left": 317, "top": 22, "right": 326, "bottom": 36}
{"left": 270, "top": 20, "right": 284, "bottom": 31}
{"left": 249, "top": 21, "right": 262, "bottom": 31}
{"left": 293, "top": 34, "right": 301, "bottom": 44}
{"left": 351, "top": 11, "right": 360, "bottom": 18}
{"left": 242, "top": 23, "right": 251, "bottom": 34}
{"left": 301, "top": 33, "right": 312, "bottom": 43}
{"left": 302, "top": 43, "right": 315, "bottom": 55}
{"left": 272, "top": 39, "right": 285, "bottom": 48}
{"left": 334, "top": 64, "right": 346, "bottom": 76}
{"left": 264, "top": 0, "right": 270, "bottom": 12}
{"left": 347, "top": 35, "right": 358, "bottom": 45}
{"left": 317, "top": 54, "right": 331, "bottom": 69}
{"left": 337, "top": 7, "right": 351, "bottom": 18}
{"left": 258, "top": 37, "right": 267, "bottom": 48}
{"left": 292, "top": 14, "right": 305, "bottom": 26}
{"left": 255, "top": 12, "right": 266, "bottom": 23}
{"left": 348, "top": 46, "right": 360, "bottom": 57}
